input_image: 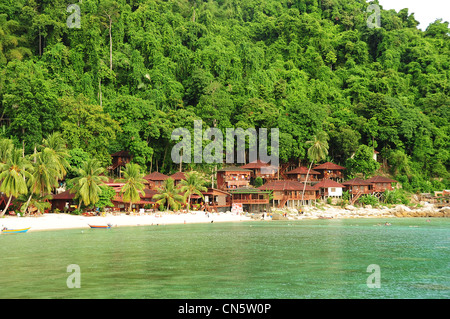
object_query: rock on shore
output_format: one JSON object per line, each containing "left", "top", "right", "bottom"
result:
{"left": 269, "top": 203, "right": 450, "bottom": 220}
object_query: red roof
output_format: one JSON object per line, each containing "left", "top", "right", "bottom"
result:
{"left": 342, "top": 178, "right": 373, "bottom": 186}
{"left": 240, "top": 160, "right": 269, "bottom": 169}
{"left": 366, "top": 176, "right": 397, "bottom": 183}
{"left": 314, "top": 162, "right": 346, "bottom": 170}
{"left": 258, "top": 180, "right": 317, "bottom": 191}
{"left": 286, "top": 166, "right": 320, "bottom": 175}
{"left": 170, "top": 172, "right": 186, "bottom": 180}
{"left": 144, "top": 172, "right": 170, "bottom": 181}
{"left": 51, "top": 190, "right": 75, "bottom": 200}
{"left": 314, "top": 179, "right": 344, "bottom": 188}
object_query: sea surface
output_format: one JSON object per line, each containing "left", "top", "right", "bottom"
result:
{"left": 0, "top": 218, "right": 449, "bottom": 299}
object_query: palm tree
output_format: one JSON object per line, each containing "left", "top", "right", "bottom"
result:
{"left": 0, "top": 148, "right": 32, "bottom": 216}
{"left": 15, "top": 193, "right": 52, "bottom": 216}
{"left": 152, "top": 178, "right": 184, "bottom": 211}
{"left": 116, "top": 163, "right": 147, "bottom": 212}
{"left": 40, "top": 132, "right": 70, "bottom": 179}
{"left": 69, "top": 158, "right": 108, "bottom": 210}
{"left": 178, "top": 171, "right": 207, "bottom": 212}
{"left": 22, "top": 148, "right": 60, "bottom": 214}
{"left": 302, "top": 131, "right": 329, "bottom": 202}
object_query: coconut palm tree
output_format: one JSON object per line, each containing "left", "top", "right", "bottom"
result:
{"left": 21, "top": 148, "right": 60, "bottom": 214}
{"left": 116, "top": 163, "right": 147, "bottom": 212}
{"left": 15, "top": 193, "right": 52, "bottom": 216}
{"left": 178, "top": 171, "right": 207, "bottom": 212}
{"left": 152, "top": 178, "right": 184, "bottom": 211}
{"left": 39, "top": 132, "right": 70, "bottom": 179}
{"left": 69, "top": 158, "right": 108, "bottom": 209}
{"left": 0, "top": 148, "right": 32, "bottom": 216}
{"left": 302, "top": 131, "right": 329, "bottom": 202}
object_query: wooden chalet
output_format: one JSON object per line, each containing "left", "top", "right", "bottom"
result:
{"left": 240, "top": 160, "right": 278, "bottom": 182}
{"left": 314, "top": 162, "right": 346, "bottom": 182}
{"left": 258, "top": 180, "right": 318, "bottom": 208}
{"left": 170, "top": 171, "right": 186, "bottom": 186}
{"left": 217, "top": 166, "right": 251, "bottom": 190}
{"left": 144, "top": 171, "right": 170, "bottom": 189}
{"left": 342, "top": 178, "right": 373, "bottom": 204}
{"left": 286, "top": 166, "right": 320, "bottom": 183}
{"left": 112, "top": 188, "right": 158, "bottom": 212}
{"left": 227, "top": 187, "right": 270, "bottom": 213}
{"left": 314, "top": 179, "right": 345, "bottom": 199}
{"left": 107, "top": 150, "right": 132, "bottom": 177}
{"left": 365, "top": 176, "right": 398, "bottom": 193}
{"left": 342, "top": 178, "right": 373, "bottom": 195}
{"left": 192, "top": 188, "right": 231, "bottom": 213}
{"left": 51, "top": 190, "right": 77, "bottom": 212}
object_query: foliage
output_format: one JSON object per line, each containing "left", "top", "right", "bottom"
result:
{"left": 97, "top": 185, "right": 116, "bottom": 210}
{"left": 0, "top": 0, "right": 448, "bottom": 193}
{"left": 152, "top": 178, "right": 184, "bottom": 211}
{"left": 117, "top": 163, "right": 147, "bottom": 211}
{"left": 358, "top": 194, "right": 379, "bottom": 207}
{"left": 69, "top": 158, "right": 108, "bottom": 208}
{"left": 178, "top": 170, "right": 208, "bottom": 211}
{"left": 253, "top": 176, "right": 264, "bottom": 188}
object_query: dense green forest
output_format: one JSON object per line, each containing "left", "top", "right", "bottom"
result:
{"left": 0, "top": 0, "right": 449, "bottom": 193}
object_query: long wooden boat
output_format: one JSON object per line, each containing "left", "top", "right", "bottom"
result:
{"left": 88, "top": 224, "right": 111, "bottom": 229}
{"left": 1, "top": 227, "right": 31, "bottom": 234}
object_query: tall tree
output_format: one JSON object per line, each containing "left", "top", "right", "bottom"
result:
{"left": 178, "top": 171, "right": 207, "bottom": 212}
{"left": 117, "top": 163, "right": 147, "bottom": 212}
{"left": 98, "top": 0, "right": 120, "bottom": 71}
{"left": 302, "top": 132, "right": 329, "bottom": 202}
{"left": 22, "top": 148, "right": 59, "bottom": 214}
{"left": 0, "top": 148, "right": 31, "bottom": 216}
{"left": 152, "top": 178, "right": 184, "bottom": 211}
{"left": 69, "top": 158, "right": 108, "bottom": 209}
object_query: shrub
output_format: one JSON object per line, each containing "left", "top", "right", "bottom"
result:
{"left": 358, "top": 194, "right": 379, "bottom": 206}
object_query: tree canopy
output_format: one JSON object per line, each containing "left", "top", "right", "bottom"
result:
{"left": 0, "top": 0, "right": 448, "bottom": 192}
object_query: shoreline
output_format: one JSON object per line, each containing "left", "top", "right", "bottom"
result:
{"left": 1, "top": 204, "right": 448, "bottom": 233}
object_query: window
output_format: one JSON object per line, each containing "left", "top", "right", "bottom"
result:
{"left": 330, "top": 188, "right": 336, "bottom": 192}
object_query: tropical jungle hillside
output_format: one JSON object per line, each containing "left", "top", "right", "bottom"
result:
{"left": 0, "top": 0, "right": 449, "bottom": 193}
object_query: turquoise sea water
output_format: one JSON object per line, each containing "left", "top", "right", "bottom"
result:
{"left": 0, "top": 218, "right": 449, "bottom": 299}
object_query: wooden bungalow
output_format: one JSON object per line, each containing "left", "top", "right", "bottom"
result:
{"left": 51, "top": 190, "right": 77, "bottom": 212}
{"left": 144, "top": 171, "right": 170, "bottom": 189}
{"left": 342, "top": 178, "right": 374, "bottom": 203}
{"left": 240, "top": 160, "right": 278, "bottom": 182}
{"left": 191, "top": 188, "right": 231, "bottom": 213}
{"left": 258, "top": 180, "right": 318, "bottom": 208}
{"left": 314, "top": 162, "right": 346, "bottom": 182}
{"left": 228, "top": 187, "right": 270, "bottom": 213}
{"left": 112, "top": 188, "right": 158, "bottom": 212}
{"left": 217, "top": 166, "right": 251, "bottom": 190}
{"left": 314, "top": 179, "right": 345, "bottom": 199}
{"left": 107, "top": 150, "right": 132, "bottom": 177}
{"left": 365, "top": 176, "right": 398, "bottom": 193}
{"left": 286, "top": 166, "right": 320, "bottom": 183}
{"left": 170, "top": 171, "right": 186, "bottom": 186}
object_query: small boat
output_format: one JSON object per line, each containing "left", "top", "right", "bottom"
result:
{"left": 88, "top": 224, "right": 112, "bottom": 229}
{"left": 1, "top": 227, "right": 31, "bottom": 234}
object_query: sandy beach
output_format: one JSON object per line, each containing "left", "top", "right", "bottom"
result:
{"left": 1, "top": 203, "right": 448, "bottom": 232}
{"left": 0, "top": 211, "right": 253, "bottom": 232}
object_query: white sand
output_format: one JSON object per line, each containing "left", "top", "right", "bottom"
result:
{"left": 0, "top": 211, "right": 252, "bottom": 232}
{"left": 1, "top": 204, "right": 447, "bottom": 232}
